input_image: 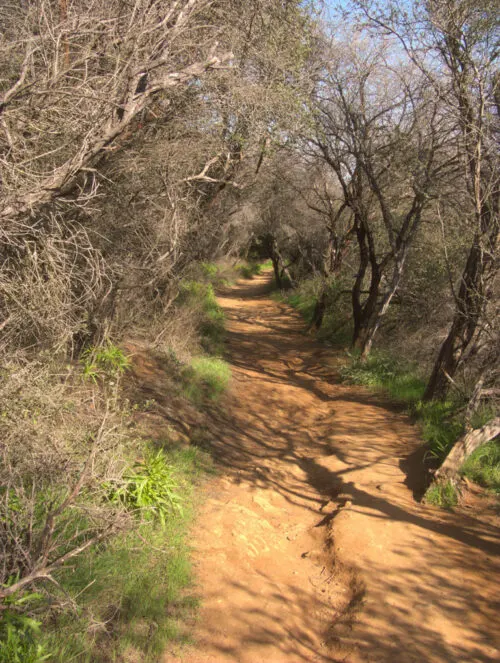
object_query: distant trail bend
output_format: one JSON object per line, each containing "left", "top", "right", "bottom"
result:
{"left": 165, "top": 272, "right": 500, "bottom": 663}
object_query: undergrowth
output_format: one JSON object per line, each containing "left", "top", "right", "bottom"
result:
{"left": 277, "top": 276, "right": 352, "bottom": 346}
{"left": 1, "top": 260, "right": 232, "bottom": 660}
{"left": 44, "top": 446, "right": 212, "bottom": 662}
{"left": 177, "top": 280, "right": 226, "bottom": 356}
{"left": 424, "top": 480, "right": 459, "bottom": 509}
{"left": 460, "top": 441, "right": 500, "bottom": 493}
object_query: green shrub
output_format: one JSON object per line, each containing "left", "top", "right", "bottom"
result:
{"left": 177, "top": 281, "right": 225, "bottom": 355}
{"left": 80, "top": 343, "right": 130, "bottom": 382}
{"left": 425, "top": 480, "right": 458, "bottom": 508}
{"left": 110, "top": 449, "right": 182, "bottom": 525}
{"left": 200, "top": 262, "right": 219, "bottom": 281}
{"left": 460, "top": 441, "right": 500, "bottom": 492}
{"left": 237, "top": 262, "right": 262, "bottom": 279}
{"left": 0, "top": 592, "right": 49, "bottom": 663}
{"left": 46, "top": 447, "right": 210, "bottom": 662}
{"left": 182, "top": 357, "right": 231, "bottom": 403}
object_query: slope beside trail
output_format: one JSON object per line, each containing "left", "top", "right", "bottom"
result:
{"left": 164, "top": 272, "right": 500, "bottom": 663}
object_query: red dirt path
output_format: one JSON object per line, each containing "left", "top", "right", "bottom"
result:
{"left": 164, "top": 273, "right": 500, "bottom": 663}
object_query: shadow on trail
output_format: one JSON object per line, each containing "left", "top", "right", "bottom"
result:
{"left": 193, "top": 273, "right": 500, "bottom": 662}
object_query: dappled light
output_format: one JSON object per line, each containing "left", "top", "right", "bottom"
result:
{"left": 167, "top": 273, "right": 500, "bottom": 663}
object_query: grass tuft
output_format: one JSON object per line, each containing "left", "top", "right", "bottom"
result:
{"left": 182, "top": 356, "right": 231, "bottom": 403}
{"left": 425, "top": 480, "right": 459, "bottom": 508}
{"left": 460, "top": 440, "right": 500, "bottom": 492}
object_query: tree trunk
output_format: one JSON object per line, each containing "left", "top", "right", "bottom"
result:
{"left": 271, "top": 254, "right": 282, "bottom": 289}
{"left": 434, "top": 418, "right": 500, "bottom": 482}
{"left": 424, "top": 236, "right": 488, "bottom": 401}
{"left": 310, "top": 286, "right": 327, "bottom": 330}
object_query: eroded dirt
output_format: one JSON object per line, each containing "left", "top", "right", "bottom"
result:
{"left": 164, "top": 273, "right": 500, "bottom": 663}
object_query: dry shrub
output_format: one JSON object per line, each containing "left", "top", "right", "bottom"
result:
{"left": 0, "top": 215, "right": 109, "bottom": 355}
{"left": 0, "top": 355, "right": 132, "bottom": 599}
{"left": 149, "top": 305, "right": 204, "bottom": 364}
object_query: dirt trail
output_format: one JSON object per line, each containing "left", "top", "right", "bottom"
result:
{"left": 164, "top": 273, "right": 500, "bottom": 663}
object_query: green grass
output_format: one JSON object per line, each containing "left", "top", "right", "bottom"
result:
{"left": 0, "top": 591, "right": 50, "bottom": 663}
{"left": 44, "top": 446, "right": 212, "bottom": 662}
{"left": 460, "top": 440, "right": 500, "bottom": 493}
{"left": 425, "top": 480, "right": 459, "bottom": 508}
{"left": 182, "top": 356, "right": 231, "bottom": 403}
{"left": 177, "top": 280, "right": 226, "bottom": 355}
{"left": 237, "top": 262, "right": 262, "bottom": 279}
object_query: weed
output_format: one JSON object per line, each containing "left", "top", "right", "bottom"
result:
{"left": 0, "top": 590, "right": 50, "bottom": 663}
{"left": 460, "top": 441, "right": 500, "bottom": 492}
{"left": 46, "top": 447, "right": 210, "bottom": 662}
{"left": 109, "top": 449, "right": 183, "bottom": 525}
{"left": 182, "top": 356, "right": 231, "bottom": 403}
{"left": 81, "top": 343, "right": 130, "bottom": 382}
{"left": 425, "top": 480, "right": 459, "bottom": 508}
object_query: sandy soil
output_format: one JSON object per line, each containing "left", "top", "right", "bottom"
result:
{"left": 163, "top": 273, "right": 500, "bottom": 663}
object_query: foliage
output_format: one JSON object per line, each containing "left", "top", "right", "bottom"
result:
{"left": 44, "top": 447, "right": 211, "bottom": 662}
{"left": 177, "top": 281, "right": 226, "bottom": 355}
{"left": 279, "top": 276, "right": 352, "bottom": 346}
{"left": 236, "top": 261, "right": 271, "bottom": 279}
{"left": 425, "top": 480, "right": 459, "bottom": 509}
{"left": 182, "top": 357, "right": 231, "bottom": 403}
{"left": 460, "top": 441, "right": 500, "bottom": 493}
{"left": 0, "top": 591, "right": 49, "bottom": 663}
{"left": 109, "top": 449, "right": 183, "bottom": 525}
{"left": 80, "top": 343, "right": 130, "bottom": 382}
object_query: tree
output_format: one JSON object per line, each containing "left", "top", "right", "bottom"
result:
{"left": 353, "top": 0, "right": 499, "bottom": 398}
{"left": 310, "top": 35, "right": 448, "bottom": 356}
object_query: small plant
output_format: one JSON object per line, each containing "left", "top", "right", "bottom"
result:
{"left": 0, "top": 589, "right": 50, "bottom": 663}
{"left": 110, "top": 450, "right": 182, "bottom": 526}
{"left": 460, "top": 440, "right": 500, "bottom": 493}
{"left": 46, "top": 447, "right": 211, "bottom": 661}
{"left": 81, "top": 343, "right": 130, "bottom": 382}
{"left": 182, "top": 357, "right": 231, "bottom": 403}
{"left": 425, "top": 480, "right": 459, "bottom": 509}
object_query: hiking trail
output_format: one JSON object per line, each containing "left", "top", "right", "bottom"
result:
{"left": 164, "top": 272, "right": 500, "bottom": 663}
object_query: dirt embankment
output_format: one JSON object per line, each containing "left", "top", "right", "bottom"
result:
{"left": 163, "top": 273, "right": 500, "bottom": 663}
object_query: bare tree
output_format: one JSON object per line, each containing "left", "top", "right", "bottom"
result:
{"left": 310, "top": 36, "right": 449, "bottom": 356}
{"left": 353, "top": 0, "right": 499, "bottom": 398}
